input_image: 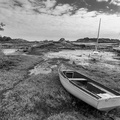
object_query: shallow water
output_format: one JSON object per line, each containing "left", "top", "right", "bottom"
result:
{"left": 46, "top": 50, "right": 120, "bottom": 71}
{"left": 29, "top": 62, "right": 57, "bottom": 75}
{"left": 2, "top": 49, "right": 28, "bottom": 56}
{"left": 46, "top": 50, "right": 117, "bottom": 62}
{"left": 2, "top": 49, "right": 17, "bottom": 55}
{"left": 29, "top": 67, "right": 52, "bottom": 75}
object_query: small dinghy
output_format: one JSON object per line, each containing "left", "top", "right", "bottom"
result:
{"left": 58, "top": 63, "right": 120, "bottom": 111}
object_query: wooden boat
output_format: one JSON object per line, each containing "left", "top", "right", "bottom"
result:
{"left": 58, "top": 63, "right": 120, "bottom": 111}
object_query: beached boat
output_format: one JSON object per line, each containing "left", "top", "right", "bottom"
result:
{"left": 58, "top": 63, "right": 120, "bottom": 111}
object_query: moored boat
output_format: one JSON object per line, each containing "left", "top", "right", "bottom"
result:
{"left": 89, "top": 18, "right": 102, "bottom": 61}
{"left": 58, "top": 63, "right": 120, "bottom": 111}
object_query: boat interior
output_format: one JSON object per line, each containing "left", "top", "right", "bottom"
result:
{"left": 63, "top": 71, "right": 119, "bottom": 99}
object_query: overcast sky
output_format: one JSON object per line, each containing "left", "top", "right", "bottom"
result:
{"left": 0, "top": 0, "right": 120, "bottom": 41}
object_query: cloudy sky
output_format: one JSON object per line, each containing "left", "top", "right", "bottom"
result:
{"left": 0, "top": 0, "right": 120, "bottom": 41}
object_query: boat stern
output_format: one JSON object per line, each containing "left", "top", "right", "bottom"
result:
{"left": 97, "top": 97, "right": 120, "bottom": 111}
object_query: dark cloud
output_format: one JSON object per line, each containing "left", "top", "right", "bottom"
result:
{"left": 13, "top": 0, "right": 23, "bottom": 7}
{"left": 7, "top": 0, "right": 120, "bottom": 16}
{"left": 85, "top": 0, "right": 120, "bottom": 15}
{"left": 0, "top": 27, "right": 4, "bottom": 31}
{"left": 0, "top": 22, "right": 5, "bottom": 31}
{"left": 53, "top": 0, "right": 120, "bottom": 15}
{"left": 28, "top": 0, "right": 46, "bottom": 7}
{"left": 55, "top": 0, "right": 88, "bottom": 6}
{"left": 54, "top": 0, "right": 88, "bottom": 15}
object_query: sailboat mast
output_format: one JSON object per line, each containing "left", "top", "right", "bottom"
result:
{"left": 95, "top": 18, "right": 101, "bottom": 51}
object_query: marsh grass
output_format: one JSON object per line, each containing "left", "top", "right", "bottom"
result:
{"left": 0, "top": 53, "right": 120, "bottom": 120}
{"left": 0, "top": 54, "right": 43, "bottom": 116}
{"left": 0, "top": 67, "right": 114, "bottom": 120}
{"left": 0, "top": 70, "right": 73, "bottom": 119}
{"left": 0, "top": 55, "right": 43, "bottom": 91}
{"left": 46, "top": 111, "right": 101, "bottom": 120}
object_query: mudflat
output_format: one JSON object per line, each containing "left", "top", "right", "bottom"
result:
{"left": 1, "top": 42, "right": 120, "bottom": 120}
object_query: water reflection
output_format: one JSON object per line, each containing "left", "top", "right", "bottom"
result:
{"left": 2, "top": 49, "right": 17, "bottom": 55}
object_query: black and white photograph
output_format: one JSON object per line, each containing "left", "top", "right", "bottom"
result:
{"left": 0, "top": 0, "right": 120, "bottom": 120}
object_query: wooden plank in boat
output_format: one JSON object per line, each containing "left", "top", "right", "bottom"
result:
{"left": 97, "top": 93, "right": 113, "bottom": 98}
{"left": 69, "top": 78, "right": 87, "bottom": 81}
{"left": 70, "top": 80, "right": 101, "bottom": 99}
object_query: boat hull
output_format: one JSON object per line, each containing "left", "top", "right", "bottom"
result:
{"left": 58, "top": 63, "right": 120, "bottom": 111}
{"left": 59, "top": 71, "right": 98, "bottom": 108}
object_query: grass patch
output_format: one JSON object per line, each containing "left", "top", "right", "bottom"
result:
{"left": 46, "top": 111, "right": 100, "bottom": 120}
{"left": 0, "top": 70, "right": 73, "bottom": 119}
{"left": 0, "top": 54, "right": 43, "bottom": 100}
{"left": 0, "top": 65, "right": 119, "bottom": 120}
{"left": 0, "top": 53, "right": 120, "bottom": 120}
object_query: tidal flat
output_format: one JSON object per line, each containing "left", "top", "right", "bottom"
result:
{"left": 1, "top": 47, "right": 120, "bottom": 120}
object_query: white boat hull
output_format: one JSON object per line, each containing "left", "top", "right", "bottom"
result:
{"left": 58, "top": 64, "right": 120, "bottom": 111}
{"left": 59, "top": 71, "right": 98, "bottom": 108}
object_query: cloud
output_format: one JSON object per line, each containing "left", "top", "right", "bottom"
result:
{"left": 44, "top": 0, "right": 56, "bottom": 8}
{"left": 0, "top": 0, "right": 120, "bottom": 30}
{"left": 110, "top": 0, "right": 120, "bottom": 6}
{"left": 0, "top": 0, "right": 32, "bottom": 14}
{"left": 28, "top": 0, "right": 75, "bottom": 16}
{"left": 97, "top": 0, "right": 109, "bottom": 2}
{"left": 0, "top": 0, "right": 120, "bottom": 17}
{"left": 51, "top": 4, "right": 73, "bottom": 16}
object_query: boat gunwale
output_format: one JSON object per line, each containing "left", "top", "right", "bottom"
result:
{"left": 58, "top": 67, "right": 102, "bottom": 99}
{"left": 58, "top": 63, "right": 120, "bottom": 96}
{"left": 69, "top": 80, "right": 101, "bottom": 99}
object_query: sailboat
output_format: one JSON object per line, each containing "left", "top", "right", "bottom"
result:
{"left": 90, "top": 18, "right": 102, "bottom": 61}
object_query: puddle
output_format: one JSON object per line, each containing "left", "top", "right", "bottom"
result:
{"left": 29, "top": 62, "right": 57, "bottom": 75}
{"left": 30, "top": 67, "right": 52, "bottom": 75}
{"left": 45, "top": 50, "right": 120, "bottom": 71}
{"left": 46, "top": 50, "right": 117, "bottom": 62}
{"left": 2, "top": 49, "right": 17, "bottom": 55}
{"left": 2, "top": 49, "right": 30, "bottom": 56}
